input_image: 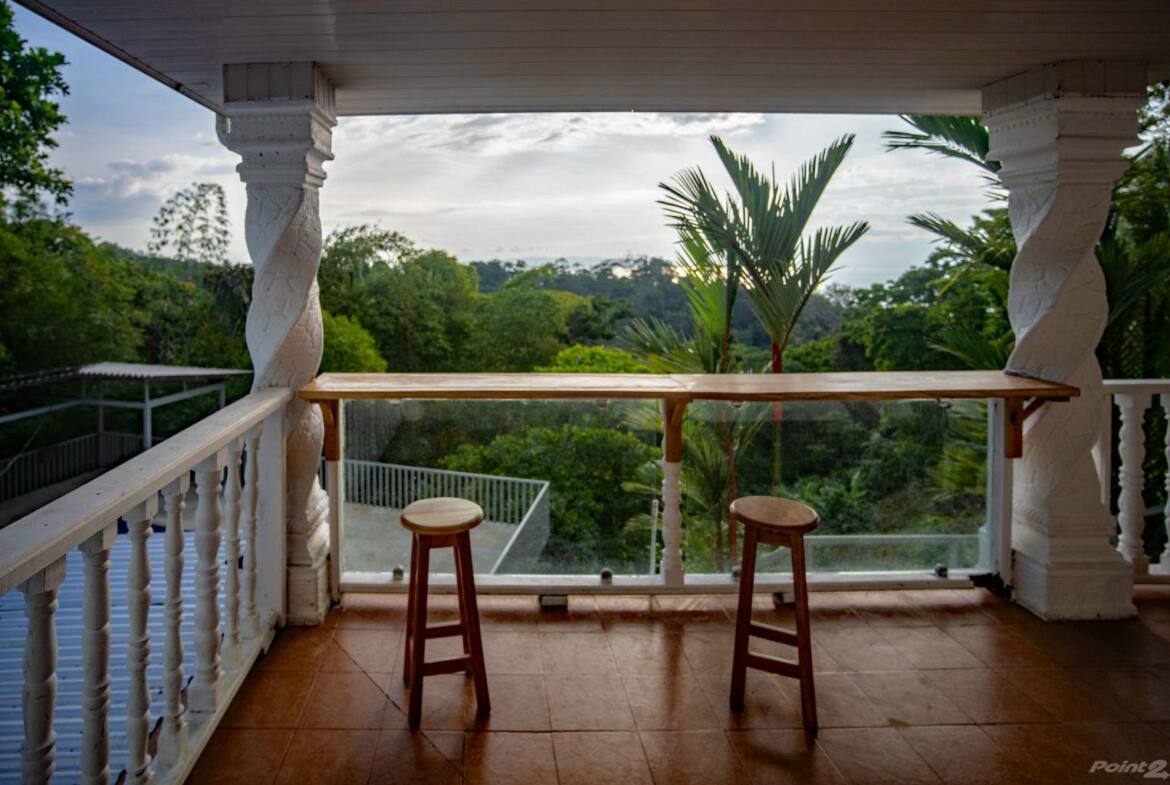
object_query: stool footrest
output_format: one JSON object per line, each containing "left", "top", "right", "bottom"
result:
{"left": 421, "top": 656, "right": 473, "bottom": 677}
{"left": 745, "top": 652, "right": 801, "bottom": 679}
{"left": 424, "top": 623, "right": 465, "bottom": 640}
{"left": 749, "top": 622, "right": 798, "bottom": 646}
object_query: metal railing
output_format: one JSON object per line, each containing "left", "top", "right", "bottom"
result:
{"left": 0, "top": 432, "right": 142, "bottom": 503}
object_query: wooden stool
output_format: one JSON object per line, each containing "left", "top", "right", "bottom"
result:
{"left": 401, "top": 497, "right": 491, "bottom": 728}
{"left": 729, "top": 495, "right": 819, "bottom": 733}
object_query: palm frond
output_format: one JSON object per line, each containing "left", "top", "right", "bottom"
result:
{"left": 882, "top": 115, "right": 1001, "bottom": 176}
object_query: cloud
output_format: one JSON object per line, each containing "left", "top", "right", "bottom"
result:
{"left": 339, "top": 112, "right": 766, "bottom": 155}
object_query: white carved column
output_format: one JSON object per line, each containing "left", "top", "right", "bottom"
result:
{"left": 223, "top": 438, "right": 244, "bottom": 665}
{"left": 983, "top": 61, "right": 1145, "bottom": 619}
{"left": 20, "top": 557, "right": 66, "bottom": 785}
{"left": 218, "top": 62, "right": 335, "bottom": 625}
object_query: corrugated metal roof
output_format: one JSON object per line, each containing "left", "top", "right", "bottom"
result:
{"left": 0, "top": 363, "right": 251, "bottom": 393}
{"left": 0, "top": 528, "right": 216, "bottom": 784}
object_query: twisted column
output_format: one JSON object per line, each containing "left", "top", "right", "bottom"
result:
{"left": 219, "top": 63, "right": 336, "bottom": 624}
{"left": 984, "top": 66, "right": 1142, "bottom": 619}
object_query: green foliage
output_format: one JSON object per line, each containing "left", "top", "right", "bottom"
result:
{"left": 357, "top": 249, "right": 479, "bottom": 371}
{"left": 319, "top": 224, "right": 419, "bottom": 318}
{"left": 148, "top": 182, "right": 232, "bottom": 270}
{"left": 537, "top": 344, "right": 650, "bottom": 373}
{"left": 469, "top": 285, "right": 567, "bottom": 371}
{"left": 321, "top": 311, "right": 387, "bottom": 373}
{"left": 882, "top": 115, "right": 1001, "bottom": 179}
{"left": 439, "top": 426, "right": 656, "bottom": 570}
{"left": 0, "top": 218, "right": 139, "bottom": 371}
{"left": 0, "top": 0, "right": 70, "bottom": 215}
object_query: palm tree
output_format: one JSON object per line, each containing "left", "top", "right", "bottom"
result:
{"left": 658, "top": 134, "right": 869, "bottom": 492}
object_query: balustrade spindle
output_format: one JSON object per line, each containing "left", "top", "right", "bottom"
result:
{"left": 241, "top": 428, "right": 262, "bottom": 637}
{"left": 80, "top": 525, "right": 116, "bottom": 785}
{"left": 1116, "top": 392, "right": 1151, "bottom": 572}
{"left": 1155, "top": 393, "right": 1170, "bottom": 575}
{"left": 125, "top": 498, "right": 158, "bottom": 785}
{"left": 190, "top": 452, "right": 226, "bottom": 713}
{"left": 158, "top": 477, "right": 189, "bottom": 765}
{"left": 223, "top": 439, "right": 244, "bottom": 666}
{"left": 20, "top": 557, "right": 67, "bottom": 785}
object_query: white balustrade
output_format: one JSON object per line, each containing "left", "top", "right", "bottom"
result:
{"left": 19, "top": 557, "right": 67, "bottom": 785}
{"left": 158, "top": 477, "right": 188, "bottom": 766}
{"left": 125, "top": 499, "right": 157, "bottom": 785}
{"left": 1100, "top": 381, "right": 1170, "bottom": 578}
{"left": 79, "top": 525, "right": 116, "bottom": 785}
{"left": 223, "top": 439, "right": 244, "bottom": 665}
{"left": 0, "top": 388, "right": 290, "bottom": 785}
{"left": 189, "top": 451, "right": 226, "bottom": 713}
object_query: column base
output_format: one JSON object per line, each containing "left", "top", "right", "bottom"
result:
{"left": 287, "top": 557, "right": 331, "bottom": 626}
{"left": 1013, "top": 550, "right": 1136, "bottom": 619}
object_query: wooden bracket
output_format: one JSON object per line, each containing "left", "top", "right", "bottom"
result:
{"left": 1002, "top": 395, "right": 1071, "bottom": 458}
{"left": 319, "top": 399, "right": 342, "bottom": 461}
{"left": 662, "top": 397, "right": 688, "bottom": 463}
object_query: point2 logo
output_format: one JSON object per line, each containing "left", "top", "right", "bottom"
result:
{"left": 1089, "top": 760, "right": 1169, "bottom": 779}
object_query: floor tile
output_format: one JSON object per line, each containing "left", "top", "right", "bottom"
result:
{"left": 815, "top": 627, "right": 915, "bottom": 672}
{"left": 898, "top": 590, "right": 998, "bottom": 627}
{"left": 481, "top": 631, "right": 542, "bottom": 674}
{"left": 772, "top": 671, "right": 887, "bottom": 728}
{"left": 623, "top": 671, "right": 722, "bottom": 730}
{"left": 546, "top": 675, "right": 635, "bottom": 730}
{"left": 299, "top": 671, "right": 389, "bottom": 729}
{"left": 535, "top": 595, "right": 603, "bottom": 631}
{"left": 727, "top": 728, "right": 845, "bottom": 785}
{"left": 606, "top": 630, "right": 690, "bottom": 675}
{"left": 256, "top": 626, "right": 334, "bottom": 672}
{"left": 1070, "top": 666, "right": 1170, "bottom": 721}
{"left": 877, "top": 627, "right": 985, "bottom": 669}
{"left": 552, "top": 731, "right": 654, "bottom": 785}
{"left": 942, "top": 624, "right": 1057, "bottom": 669}
{"left": 368, "top": 730, "right": 463, "bottom": 785}
{"left": 384, "top": 673, "right": 550, "bottom": 731}
{"left": 640, "top": 729, "right": 752, "bottom": 785}
{"left": 221, "top": 669, "right": 316, "bottom": 728}
{"left": 337, "top": 593, "right": 408, "bottom": 630}
{"left": 980, "top": 723, "right": 1130, "bottom": 785}
{"left": 653, "top": 595, "right": 734, "bottom": 629}
{"left": 187, "top": 728, "right": 293, "bottom": 785}
{"left": 847, "top": 591, "right": 933, "bottom": 628}
{"left": 596, "top": 595, "right": 658, "bottom": 628}
{"left": 817, "top": 727, "right": 941, "bottom": 785}
{"left": 998, "top": 668, "right": 1134, "bottom": 722}
{"left": 923, "top": 669, "right": 1053, "bottom": 724}
{"left": 852, "top": 671, "right": 972, "bottom": 726}
{"left": 329, "top": 627, "right": 401, "bottom": 674}
{"left": 273, "top": 729, "right": 377, "bottom": 785}
{"left": 805, "top": 593, "right": 867, "bottom": 627}
{"left": 898, "top": 726, "right": 1015, "bottom": 785}
{"left": 539, "top": 631, "right": 617, "bottom": 674}
{"left": 696, "top": 670, "right": 803, "bottom": 729}
{"left": 476, "top": 595, "right": 540, "bottom": 630}
{"left": 464, "top": 732, "right": 558, "bottom": 785}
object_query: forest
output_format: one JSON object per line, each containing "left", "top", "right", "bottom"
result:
{"left": 2, "top": 0, "right": 1168, "bottom": 574}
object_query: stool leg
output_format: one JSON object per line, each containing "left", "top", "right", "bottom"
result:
{"left": 404, "top": 533, "right": 419, "bottom": 684}
{"left": 452, "top": 538, "right": 472, "bottom": 667}
{"left": 407, "top": 537, "right": 431, "bottom": 728}
{"left": 455, "top": 531, "right": 490, "bottom": 716}
{"left": 790, "top": 532, "right": 817, "bottom": 734}
{"left": 730, "top": 524, "right": 759, "bottom": 710}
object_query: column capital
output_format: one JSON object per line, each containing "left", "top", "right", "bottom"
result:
{"left": 983, "top": 61, "right": 1145, "bottom": 190}
{"left": 217, "top": 62, "right": 336, "bottom": 188}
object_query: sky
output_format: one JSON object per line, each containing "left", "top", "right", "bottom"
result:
{"left": 14, "top": 6, "right": 991, "bottom": 289}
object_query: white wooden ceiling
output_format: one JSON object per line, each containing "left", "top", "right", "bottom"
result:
{"left": 18, "top": 0, "right": 1170, "bottom": 116}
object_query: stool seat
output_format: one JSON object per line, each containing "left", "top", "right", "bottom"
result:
{"left": 731, "top": 496, "right": 819, "bottom": 534}
{"left": 400, "top": 497, "right": 484, "bottom": 535}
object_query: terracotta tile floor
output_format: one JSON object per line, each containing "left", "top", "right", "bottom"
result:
{"left": 191, "top": 587, "right": 1170, "bottom": 785}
